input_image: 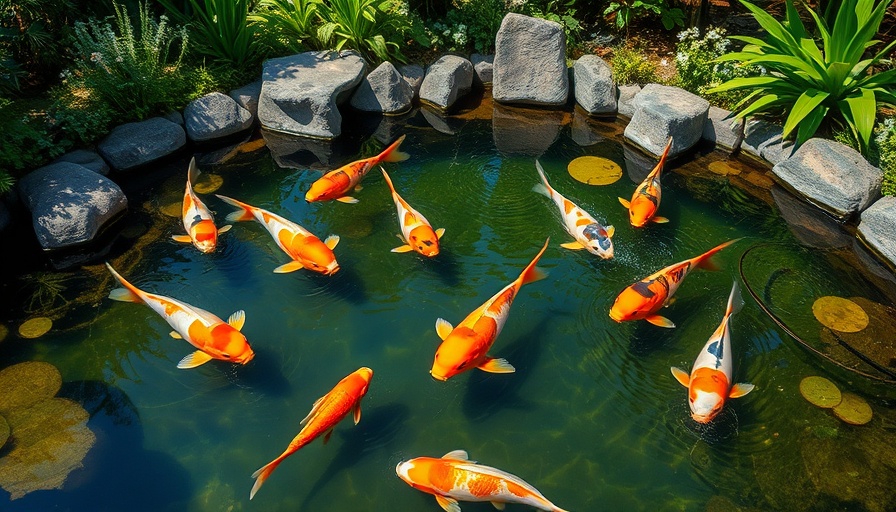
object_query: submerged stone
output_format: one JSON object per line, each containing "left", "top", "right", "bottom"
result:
{"left": 568, "top": 156, "right": 623, "bottom": 185}
{"left": 812, "top": 296, "right": 869, "bottom": 333}
{"left": 160, "top": 202, "right": 183, "bottom": 218}
{"left": 193, "top": 174, "right": 224, "bottom": 195}
{"left": 0, "top": 414, "right": 8, "bottom": 449}
{"left": 832, "top": 392, "right": 873, "bottom": 425}
{"left": 17, "top": 317, "right": 53, "bottom": 339}
{"left": 0, "top": 362, "right": 62, "bottom": 414}
{"left": 799, "top": 376, "right": 842, "bottom": 409}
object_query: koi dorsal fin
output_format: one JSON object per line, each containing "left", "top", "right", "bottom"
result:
{"left": 227, "top": 310, "right": 246, "bottom": 331}
{"left": 442, "top": 449, "right": 472, "bottom": 462}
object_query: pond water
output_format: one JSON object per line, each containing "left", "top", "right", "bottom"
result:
{"left": 2, "top": 100, "right": 896, "bottom": 512}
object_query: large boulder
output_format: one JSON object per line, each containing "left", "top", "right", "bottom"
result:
{"left": 702, "top": 106, "right": 741, "bottom": 150}
{"left": 18, "top": 162, "right": 127, "bottom": 250}
{"left": 229, "top": 80, "right": 262, "bottom": 120}
{"left": 493, "top": 13, "right": 568, "bottom": 106}
{"left": 258, "top": 51, "right": 367, "bottom": 139}
{"left": 351, "top": 61, "right": 414, "bottom": 114}
{"left": 857, "top": 197, "right": 896, "bottom": 269}
{"left": 624, "top": 84, "right": 709, "bottom": 158}
{"left": 52, "top": 149, "right": 110, "bottom": 176}
{"left": 98, "top": 117, "right": 186, "bottom": 171}
{"left": 419, "top": 55, "right": 474, "bottom": 111}
{"left": 573, "top": 55, "right": 615, "bottom": 115}
{"left": 771, "top": 138, "right": 882, "bottom": 221}
{"left": 184, "top": 92, "right": 253, "bottom": 143}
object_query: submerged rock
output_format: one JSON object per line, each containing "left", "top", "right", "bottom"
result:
{"left": 812, "top": 296, "right": 869, "bottom": 333}
{"left": 0, "top": 362, "right": 62, "bottom": 415}
{"left": 17, "top": 317, "right": 52, "bottom": 339}
{"left": 832, "top": 392, "right": 873, "bottom": 425}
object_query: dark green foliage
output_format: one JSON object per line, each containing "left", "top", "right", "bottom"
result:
{"left": 610, "top": 45, "right": 658, "bottom": 85}
{"left": 158, "top": 0, "right": 261, "bottom": 68}
{"left": 603, "top": 0, "right": 684, "bottom": 36}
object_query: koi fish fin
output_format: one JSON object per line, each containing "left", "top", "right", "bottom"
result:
{"left": 391, "top": 245, "right": 414, "bottom": 253}
{"left": 216, "top": 194, "right": 255, "bottom": 222}
{"left": 645, "top": 315, "right": 676, "bottom": 328}
{"left": 187, "top": 157, "right": 200, "bottom": 185}
{"left": 336, "top": 196, "right": 359, "bottom": 204}
{"left": 435, "top": 318, "right": 454, "bottom": 340}
{"left": 670, "top": 367, "right": 690, "bottom": 387}
{"left": 108, "top": 287, "right": 142, "bottom": 303}
{"left": 519, "top": 238, "right": 550, "bottom": 286}
{"left": 532, "top": 183, "right": 551, "bottom": 199}
{"left": 606, "top": 225, "right": 615, "bottom": 237}
{"left": 217, "top": 224, "right": 232, "bottom": 234}
{"left": 652, "top": 216, "right": 670, "bottom": 223}
{"left": 442, "top": 449, "right": 472, "bottom": 462}
{"left": 729, "top": 382, "right": 755, "bottom": 398}
{"left": 435, "top": 228, "right": 445, "bottom": 239}
{"left": 380, "top": 166, "right": 397, "bottom": 192}
{"left": 534, "top": 159, "right": 552, "bottom": 188}
{"left": 300, "top": 397, "right": 325, "bottom": 425}
{"left": 323, "top": 429, "right": 334, "bottom": 445}
{"left": 726, "top": 281, "right": 744, "bottom": 317}
{"left": 169, "top": 331, "right": 183, "bottom": 339}
{"left": 227, "top": 310, "right": 246, "bottom": 331}
{"left": 273, "top": 261, "right": 304, "bottom": 273}
{"left": 491, "top": 502, "right": 506, "bottom": 510}
{"left": 694, "top": 238, "right": 744, "bottom": 271}
{"left": 353, "top": 403, "right": 362, "bottom": 425}
{"left": 250, "top": 457, "right": 284, "bottom": 500}
{"left": 353, "top": 184, "right": 363, "bottom": 192}
{"left": 560, "top": 241, "right": 586, "bottom": 250}
{"left": 618, "top": 197, "right": 631, "bottom": 208}
{"left": 171, "top": 234, "right": 192, "bottom": 243}
{"left": 177, "top": 350, "right": 214, "bottom": 369}
{"left": 380, "top": 134, "right": 410, "bottom": 163}
{"left": 478, "top": 357, "right": 515, "bottom": 374}
{"left": 324, "top": 235, "right": 340, "bottom": 250}
{"left": 435, "top": 494, "right": 461, "bottom": 512}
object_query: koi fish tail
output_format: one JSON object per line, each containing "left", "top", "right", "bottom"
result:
{"left": 104, "top": 263, "right": 144, "bottom": 304}
{"left": 187, "top": 157, "right": 200, "bottom": 187}
{"left": 652, "top": 136, "right": 674, "bottom": 178}
{"left": 215, "top": 194, "right": 256, "bottom": 223}
{"left": 532, "top": 160, "right": 553, "bottom": 199}
{"left": 725, "top": 280, "right": 744, "bottom": 317}
{"left": 249, "top": 457, "right": 285, "bottom": 500}
{"left": 518, "top": 238, "right": 550, "bottom": 287}
{"left": 378, "top": 134, "right": 410, "bottom": 163}
{"left": 693, "top": 238, "right": 743, "bottom": 271}
{"left": 380, "top": 166, "right": 397, "bottom": 194}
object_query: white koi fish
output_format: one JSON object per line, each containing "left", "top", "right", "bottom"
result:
{"left": 381, "top": 166, "right": 444, "bottom": 256}
{"left": 172, "top": 157, "right": 231, "bottom": 253}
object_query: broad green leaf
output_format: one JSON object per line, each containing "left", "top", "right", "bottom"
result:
{"left": 738, "top": 0, "right": 802, "bottom": 52}
{"left": 842, "top": 89, "right": 877, "bottom": 150}
{"left": 706, "top": 76, "right": 780, "bottom": 94}
{"left": 783, "top": 89, "right": 830, "bottom": 137}
{"left": 736, "top": 93, "right": 783, "bottom": 118}
{"left": 804, "top": 8, "right": 831, "bottom": 53}
{"left": 794, "top": 105, "right": 829, "bottom": 145}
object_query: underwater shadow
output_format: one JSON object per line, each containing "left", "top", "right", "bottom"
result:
{"left": 461, "top": 315, "right": 554, "bottom": 422}
{"left": 225, "top": 348, "right": 293, "bottom": 397}
{"left": 299, "top": 402, "right": 411, "bottom": 510}
{"left": 626, "top": 315, "right": 679, "bottom": 357}
{"left": 421, "top": 248, "right": 463, "bottom": 288}
{"left": 304, "top": 265, "right": 369, "bottom": 305}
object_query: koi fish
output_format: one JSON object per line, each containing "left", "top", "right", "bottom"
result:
{"left": 381, "top": 167, "right": 444, "bottom": 257}
{"left": 216, "top": 194, "right": 340, "bottom": 275}
{"left": 396, "top": 449, "right": 569, "bottom": 512}
{"left": 534, "top": 160, "right": 614, "bottom": 259}
{"left": 431, "top": 239, "right": 549, "bottom": 381}
{"left": 305, "top": 135, "right": 410, "bottom": 204}
{"left": 618, "top": 137, "right": 673, "bottom": 227}
{"left": 608, "top": 238, "right": 741, "bottom": 328}
{"left": 104, "top": 262, "right": 253, "bottom": 368}
{"left": 671, "top": 281, "right": 755, "bottom": 423}
{"left": 250, "top": 367, "right": 373, "bottom": 500}
{"left": 171, "top": 157, "right": 231, "bottom": 253}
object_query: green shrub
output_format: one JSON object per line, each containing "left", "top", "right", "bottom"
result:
{"left": 317, "top": 0, "right": 427, "bottom": 64}
{"left": 876, "top": 117, "right": 896, "bottom": 196}
{"left": 429, "top": 0, "right": 505, "bottom": 54}
{"left": 251, "top": 0, "right": 323, "bottom": 53}
{"left": 159, "top": 0, "right": 260, "bottom": 68}
{"left": 604, "top": 0, "right": 684, "bottom": 37}
{"left": 610, "top": 45, "right": 658, "bottom": 86}
{"left": 673, "top": 26, "right": 755, "bottom": 111}
{"left": 0, "top": 99, "right": 65, "bottom": 175}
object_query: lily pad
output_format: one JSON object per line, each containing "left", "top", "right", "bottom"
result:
{"left": 799, "top": 376, "right": 842, "bottom": 408}
{"left": 0, "top": 397, "right": 95, "bottom": 500}
{"left": 160, "top": 201, "right": 183, "bottom": 217}
{"left": 708, "top": 160, "right": 743, "bottom": 176}
{"left": 832, "top": 392, "right": 873, "bottom": 425}
{"left": 0, "top": 415, "right": 8, "bottom": 450}
{"left": 812, "top": 296, "right": 869, "bottom": 333}
{"left": 0, "top": 362, "right": 63, "bottom": 415}
{"left": 193, "top": 174, "right": 223, "bottom": 194}
{"left": 568, "top": 156, "right": 623, "bottom": 185}
{"left": 18, "top": 317, "right": 52, "bottom": 339}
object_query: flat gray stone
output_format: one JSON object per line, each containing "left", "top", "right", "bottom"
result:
{"left": 399, "top": 64, "right": 425, "bottom": 97}
{"left": 419, "top": 55, "right": 473, "bottom": 111}
{"left": 758, "top": 133, "right": 797, "bottom": 165}
{"left": 493, "top": 13, "right": 568, "bottom": 106}
{"left": 493, "top": 103, "right": 562, "bottom": 157}
{"left": 702, "top": 106, "right": 741, "bottom": 149}
{"left": 229, "top": 80, "right": 262, "bottom": 120}
{"left": 18, "top": 162, "right": 127, "bottom": 249}
{"left": 53, "top": 149, "right": 110, "bottom": 176}
{"left": 184, "top": 92, "right": 253, "bottom": 142}
{"left": 617, "top": 85, "right": 640, "bottom": 118}
{"left": 741, "top": 118, "right": 785, "bottom": 160}
{"left": 258, "top": 51, "right": 368, "bottom": 139}
{"left": 98, "top": 117, "right": 186, "bottom": 171}
{"left": 573, "top": 55, "right": 615, "bottom": 115}
{"left": 624, "top": 84, "right": 709, "bottom": 158}
{"left": 471, "top": 54, "right": 494, "bottom": 87}
{"left": 857, "top": 196, "right": 896, "bottom": 268}
{"left": 771, "top": 137, "right": 882, "bottom": 220}
{"left": 163, "top": 110, "right": 184, "bottom": 125}
{"left": 350, "top": 61, "right": 414, "bottom": 114}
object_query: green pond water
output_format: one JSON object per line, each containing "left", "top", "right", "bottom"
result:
{"left": 2, "top": 105, "right": 896, "bottom": 512}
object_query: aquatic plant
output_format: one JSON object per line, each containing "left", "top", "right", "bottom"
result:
{"left": 811, "top": 296, "right": 869, "bottom": 333}
{"left": 17, "top": 317, "right": 52, "bottom": 339}
{"left": 799, "top": 376, "right": 842, "bottom": 408}
{"left": 567, "top": 156, "right": 623, "bottom": 185}
{"left": 22, "top": 271, "right": 70, "bottom": 314}
{"left": 0, "top": 361, "right": 62, "bottom": 414}
{"left": 832, "top": 392, "right": 873, "bottom": 425}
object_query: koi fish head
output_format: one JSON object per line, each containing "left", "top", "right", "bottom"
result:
{"left": 582, "top": 223, "right": 613, "bottom": 259}
{"left": 395, "top": 457, "right": 439, "bottom": 493}
{"left": 189, "top": 219, "right": 219, "bottom": 253}
{"left": 430, "top": 328, "right": 478, "bottom": 381}
{"left": 609, "top": 286, "right": 650, "bottom": 322}
{"left": 210, "top": 324, "right": 255, "bottom": 365}
{"left": 628, "top": 196, "right": 658, "bottom": 228}
{"left": 344, "top": 366, "right": 374, "bottom": 398}
{"left": 688, "top": 369, "right": 730, "bottom": 423}
{"left": 305, "top": 172, "right": 349, "bottom": 203}
{"left": 408, "top": 225, "right": 440, "bottom": 257}
{"left": 302, "top": 239, "right": 340, "bottom": 275}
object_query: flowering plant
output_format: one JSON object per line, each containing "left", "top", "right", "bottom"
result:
{"left": 674, "top": 26, "right": 757, "bottom": 109}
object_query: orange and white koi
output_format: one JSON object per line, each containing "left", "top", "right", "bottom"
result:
{"left": 430, "top": 239, "right": 549, "bottom": 381}
{"left": 104, "top": 262, "right": 253, "bottom": 368}
{"left": 216, "top": 195, "right": 340, "bottom": 275}
{"left": 534, "top": 160, "right": 614, "bottom": 259}
{"left": 171, "top": 157, "right": 231, "bottom": 253}
{"left": 381, "top": 167, "right": 444, "bottom": 257}
{"left": 305, "top": 135, "right": 410, "bottom": 204}
{"left": 671, "top": 281, "right": 755, "bottom": 423}
{"left": 396, "top": 449, "right": 569, "bottom": 512}
{"left": 608, "top": 238, "right": 741, "bottom": 328}
{"left": 250, "top": 367, "right": 373, "bottom": 500}
{"left": 618, "top": 137, "right": 673, "bottom": 227}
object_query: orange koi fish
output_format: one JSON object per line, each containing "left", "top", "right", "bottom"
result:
{"left": 618, "top": 137, "right": 673, "bottom": 227}
{"left": 216, "top": 195, "right": 340, "bottom": 275}
{"left": 104, "top": 262, "right": 253, "bottom": 368}
{"left": 171, "top": 157, "right": 231, "bottom": 253}
{"left": 305, "top": 135, "right": 410, "bottom": 204}
{"left": 249, "top": 367, "right": 373, "bottom": 500}
{"left": 381, "top": 167, "right": 444, "bottom": 257}
{"left": 534, "top": 160, "right": 614, "bottom": 259}
{"left": 396, "top": 449, "right": 569, "bottom": 512}
{"left": 671, "top": 281, "right": 755, "bottom": 423}
{"left": 431, "top": 239, "right": 549, "bottom": 381}
{"left": 609, "top": 238, "right": 741, "bottom": 328}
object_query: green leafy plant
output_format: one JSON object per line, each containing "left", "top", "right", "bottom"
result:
{"left": 0, "top": 0, "right": 76, "bottom": 86}
{"left": 610, "top": 44, "right": 659, "bottom": 85}
{"left": 516, "top": 0, "right": 583, "bottom": 54}
{"left": 251, "top": 0, "right": 323, "bottom": 52}
{"left": 604, "top": 0, "right": 684, "bottom": 37}
{"left": 874, "top": 117, "right": 896, "bottom": 196}
{"left": 674, "top": 26, "right": 756, "bottom": 110}
{"left": 159, "top": 0, "right": 260, "bottom": 68}
{"left": 317, "top": 0, "right": 425, "bottom": 63}
{"left": 708, "top": 0, "right": 896, "bottom": 155}
{"left": 431, "top": 0, "right": 504, "bottom": 54}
